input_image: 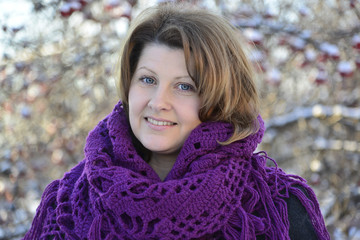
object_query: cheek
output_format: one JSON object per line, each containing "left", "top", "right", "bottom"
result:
{"left": 128, "top": 84, "right": 136, "bottom": 104}
{"left": 179, "top": 98, "right": 201, "bottom": 125}
{"left": 129, "top": 86, "right": 143, "bottom": 110}
{"left": 128, "top": 87, "right": 141, "bottom": 121}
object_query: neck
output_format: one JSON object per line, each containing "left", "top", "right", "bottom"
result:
{"left": 149, "top": 153, "right": 177, "bottom": 181}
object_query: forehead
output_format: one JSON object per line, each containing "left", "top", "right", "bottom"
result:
{"left": 138, "top": 43, "right": 183, "bottom": 62}
{"left": 136, "top": 43, "right": 193, "bottom": 74}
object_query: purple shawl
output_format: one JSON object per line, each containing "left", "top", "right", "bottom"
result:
{"left": 24, "top": 101, "right": 329, "bottom": 239}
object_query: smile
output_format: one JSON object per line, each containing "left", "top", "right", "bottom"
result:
{"left": 146, "top": 117, "right": 177, "bottom": 126}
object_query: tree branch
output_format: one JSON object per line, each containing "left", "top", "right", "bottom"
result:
{"left": 265, "top": 104, "right": 360, "bottom": 128}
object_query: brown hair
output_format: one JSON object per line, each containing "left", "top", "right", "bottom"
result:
{"left": 117, "top": 3, "right": 260, "bottom": 144}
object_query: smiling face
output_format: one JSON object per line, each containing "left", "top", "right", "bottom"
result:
{"left": 128, "top": 43, "right": 201, "bottom": 159}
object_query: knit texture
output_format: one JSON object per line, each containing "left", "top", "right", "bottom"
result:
{"left": 24, "top": 101, "right": 330, "bottom": 240}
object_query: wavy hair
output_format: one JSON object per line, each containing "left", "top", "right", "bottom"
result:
{"left": 117, "top": 3, "right": 260, "bottom": 144}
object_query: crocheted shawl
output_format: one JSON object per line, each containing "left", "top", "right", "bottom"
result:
{"left": 24, "top": 101, "right": 329, "bottom": 240}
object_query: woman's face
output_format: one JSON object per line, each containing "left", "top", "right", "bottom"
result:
{"left": 128, "top": 43, "right": 201, "bottom": 156}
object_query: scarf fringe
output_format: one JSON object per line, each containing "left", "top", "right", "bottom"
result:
{"left": 225, "top": 152, "right": 329, "bottom": 239}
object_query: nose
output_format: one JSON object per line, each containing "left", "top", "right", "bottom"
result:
{"left": 148, "top": 86, "right": 171, "bottom": 111}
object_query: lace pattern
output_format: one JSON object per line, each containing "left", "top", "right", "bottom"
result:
{"left": 23, "top": 101, "right": 330, "bottom": 240}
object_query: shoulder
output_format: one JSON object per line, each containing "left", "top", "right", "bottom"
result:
{"left": 24, "top": 160, "right": 87, "bottom": 239}
{"left": 23, "top": 179, "right": 60, "bottom": 239}
{"left": 254, "top": 188, "right": 319, "bottom": 240}
{"left": 286, "top": 187, "right": 319, "bottom": 240}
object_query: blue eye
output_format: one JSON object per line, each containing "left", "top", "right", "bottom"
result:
{"left": 141, "top": 77, "right": 155, "bottom": 84}
{"left": 178, "top": 83, "right": 193, "bottom": 91}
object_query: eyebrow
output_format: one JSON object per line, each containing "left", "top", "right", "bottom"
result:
{"left": 137, "top": 66, "right": 192, "bottom": 80}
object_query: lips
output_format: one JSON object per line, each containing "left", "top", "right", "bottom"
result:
{"left": 145, "top": 117, "right": 177, "bottom": 126}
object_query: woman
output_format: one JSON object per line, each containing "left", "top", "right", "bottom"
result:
{"left": 24, "top": 3, "right": 330, "bottom": 240}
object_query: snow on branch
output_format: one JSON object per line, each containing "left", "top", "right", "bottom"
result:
{"left": 265, "top": 104, "right": 360, "bottom": 128}
{"left": 313, "top": 137, "right": 359, "bottom": 152}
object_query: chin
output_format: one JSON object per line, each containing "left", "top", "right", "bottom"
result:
{"left": 144, "top": 143, "right": 179, "bottom": 155}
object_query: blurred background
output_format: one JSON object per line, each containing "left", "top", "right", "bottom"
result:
{"left": 0, "top": 0, "right": 359, "bottom": 239}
